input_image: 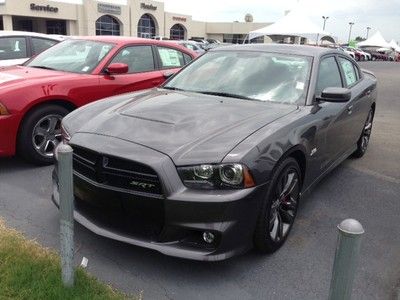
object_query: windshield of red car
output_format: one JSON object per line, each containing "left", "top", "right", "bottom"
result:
{"left": 26, "top": 39, "right": 115, "bottom": 74}
{"left": 164, "top": 51, "right": 312, "bottom": 105}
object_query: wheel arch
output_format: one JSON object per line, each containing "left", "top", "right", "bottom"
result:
{"left": 16, "top": 99, "right": 77, "bottom": 146}
{"left": 274, "top": 145, "right": 307, "bottom": 188}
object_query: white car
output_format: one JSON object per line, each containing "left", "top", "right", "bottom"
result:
{"left": 0, "top": 31, "right": 64, "bottom": 67}
{"left": 168, "top": 40, "right": 206, "bottom": 55}
{"left": 357, "top": 48, "right": 371, "bottom": 61}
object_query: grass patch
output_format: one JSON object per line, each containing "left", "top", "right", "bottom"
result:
{"left": 0, "top": 219, "right": 135, "bottom": 299}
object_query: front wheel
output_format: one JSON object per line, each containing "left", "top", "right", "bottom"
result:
{"left": 18, "top": 105, "right": 69, "bottom": 165}
{"left": 254, "top": 157, "right": 301, "bottom": 253}
{"left": 352, "top": 109, "right": 374, "bottom": 158}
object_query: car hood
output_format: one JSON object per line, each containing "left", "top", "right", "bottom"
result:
{"left": 70, "top": 89, "right": 298, "bottom": 165}
{"left": 0, "top": 65, "right": 71, "bottom": 88}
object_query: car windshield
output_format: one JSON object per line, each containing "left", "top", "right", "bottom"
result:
{"left": 164, "top": 51, "right": 312, "bottom": 104}
{"left": 26, "top": 39, "right": 114, "bottom": 74}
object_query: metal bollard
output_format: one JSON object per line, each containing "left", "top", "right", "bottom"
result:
{"left": 58, "top": 144, "right": 75, "bottom": 287}
{"left": 328, "top": 219, "right": 364, "bottom": 300}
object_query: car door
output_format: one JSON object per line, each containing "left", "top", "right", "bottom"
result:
{"left": 337, "top": 55, "right": 370, "bottom": 149}
{"left": 315, "top": 55, "right": 355, "bottom": 168}
{"left": 98, "top": 45, "right": 165, "bottom": 97}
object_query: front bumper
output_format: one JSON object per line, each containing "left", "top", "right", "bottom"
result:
{"left": 52, "top": 133, "right": 268, "bottom": 261}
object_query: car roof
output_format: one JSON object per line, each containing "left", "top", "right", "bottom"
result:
{"left": 211, "top": 43, "right": 339, "bottom": 58}
{"left": 0, "top": 30, "right": 64, "bottom": 41}
{"left": 71, "top": 36, "right": 175, "bottom": 46}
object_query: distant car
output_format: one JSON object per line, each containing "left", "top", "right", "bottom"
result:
{"left": 0, "top": 31, "right": 64, "bottom": 67}
{"left": 53, "top": 44, "right": 377, "bottom": 261}
{"left": 344, "top": 47, "right": 363, "bottom": 61}
{"left": 0, "top": 37, "right": 196, "bottom": 164}
{"left": 168, "top": 40, "right": 206, "bottom": 55}
{"left": 357, "top": 49, "right": 371, "bottom": 61}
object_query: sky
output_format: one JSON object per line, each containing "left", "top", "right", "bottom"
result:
{"left": 161, "top": 0, "right": 400, "bottom": 43}
{"left": 2, "top": 0, "right": 398, "bottom": 43}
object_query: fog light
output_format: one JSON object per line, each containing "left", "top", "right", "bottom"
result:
{"left": 203, "top": 231, "right": 215, "bottom": 244}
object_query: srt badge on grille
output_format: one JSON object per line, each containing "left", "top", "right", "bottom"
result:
{"left": 129, "top": 180, "right": 156, "bottom": 189}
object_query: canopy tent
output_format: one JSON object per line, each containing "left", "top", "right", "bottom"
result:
{"left": 248, "top": 9, "right": 333, "bottom": 42}
{"left": 389, "top": 39, "right": 400, "bottom": 52}
{"left": 357, "top": 31, "right": 391, "bottom": 48}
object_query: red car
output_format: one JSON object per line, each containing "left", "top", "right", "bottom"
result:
{"left": 0, "top": 37, "right": 196, "bottom": 164}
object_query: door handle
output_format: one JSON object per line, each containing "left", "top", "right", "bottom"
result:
{"left": 347, "top": 105, "right": 353, "bottom": 115}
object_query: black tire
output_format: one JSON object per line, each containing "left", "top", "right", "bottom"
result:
{"left": 254, "top": 157, "right": 301, "bottom": 253}
{"left": 352, "top": 108, "right": 374, "bottom": 158}
{"left": 18, "top": 105, "right": 69, "bottom": 165}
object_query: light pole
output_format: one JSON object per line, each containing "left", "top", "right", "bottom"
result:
{"left": 366, "top": 26, "right": 371, "bottom": 39}
{"left": 348, "top": 22, "right": 355, "bottom": 43}
{"left": 322, "top": 16, "right": 329, "bottom": 31}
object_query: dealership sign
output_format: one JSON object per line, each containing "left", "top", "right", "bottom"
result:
{"left": 30, "top": 3, "right": 59, "bottom": 13}
{"left": 141, "top": 3, "right": 157, "bottom": 10}
{"left": 173, "top": 16, "right": 187, "bottom": 22}
{"left": 98, "top": 3, "right": 121, "bottom": 15}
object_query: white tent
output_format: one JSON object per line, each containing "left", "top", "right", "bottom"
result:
{"left": 357, "top": 31, "right": 391, "bottom": 48}
{"left": 389, "top": 39, "right": 400, "bottom": 52}
{"left": 248, "top": 9, "right": 333, "bottom": 42}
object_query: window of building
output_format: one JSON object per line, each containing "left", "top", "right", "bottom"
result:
{"left": 0, "top": 37, "right": 28, "bottom": 60}
{"left": 156, "top": 47, "right": 185, "bottom": 68}
{"left": 46, "top": 20, "right": 66, "bottom": 35}
{"left": 12, "top": 18, "right": 33, "bottom": 32}
{"left": 338, "top": 57, "right": 359, "bottom": 86}
{"left": 110, "top": 46, "right": 155, "bottom": 73}
{"left": 170, "top": 24, "right": 186, "bottom": 40}
{"left": 316, "top": 56, "right": 343, "bottom": 95}
{"left": 0, "top": 17, "right": 3, "bottom": 31}
{"left": 31, "top": 37, "right": 59, "bottom": 55}
{"left": 96, "top": 15, "right": 121, "bottom": 36}
{"left": 223, "top": 34, "right": 263, "bottom": 44}
{"left": 137, "top": 14, "right": 156, "bottom": 38}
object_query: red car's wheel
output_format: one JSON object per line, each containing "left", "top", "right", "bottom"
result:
{"left": 18, "top": 104, "right": 70, "bottom": 165}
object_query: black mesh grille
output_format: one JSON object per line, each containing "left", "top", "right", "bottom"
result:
{"left": 72, "top": 145, "right": 163, "bottom": 195}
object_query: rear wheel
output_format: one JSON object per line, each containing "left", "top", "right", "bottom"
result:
{"left": 254, "top": 157, "right": 301, "bottom": 253}
{"left": 18, "top": 105, "right": 69, "bottom": 165}
{"left": 352, "top": 108, "right": 374, "bottom": 158}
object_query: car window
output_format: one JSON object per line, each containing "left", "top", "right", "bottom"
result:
{"left": 157, "top": 47, "right": 185, "bottom": 68}
{"left": 184, "top": 43, "right": 196, "bottom": 51}
{"left": 110, "top": 45, "right": 155, "bottom": 73}
{"left": 338, "top": 57, "right": 358, "bottom": 86}
{"left": 31, "top": 38, "right": 58, "bottom": 55}
{"left": 0, "top": 37, "right": 28, "bottom": 60}
{"left": 183, "top": 53, "right": 192, "bottom": 64}
{"left": 316, "top": 56, "right": 342, "bottom": 95}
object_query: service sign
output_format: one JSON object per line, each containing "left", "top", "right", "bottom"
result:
{"left": 98, "top": 3, "right": 121, "bottom": 15}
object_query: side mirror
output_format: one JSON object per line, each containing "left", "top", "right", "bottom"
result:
{"left": 106, "top": 63, "right": 128, "bottom": 75}
{"left": 163, "top": 71, "right": 175, "bottom": 79}
{"left": 317, "top": 87, "right": 351, "bottom": 103}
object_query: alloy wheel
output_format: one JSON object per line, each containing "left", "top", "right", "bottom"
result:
{"left": 360, "top": 110, "right": 373, "bottom": 152}
{"left": 268, "top": 167, "right": 300, "bottom": 242}
{"left": 32, "top": 114, "right": 63, "bottom": 158}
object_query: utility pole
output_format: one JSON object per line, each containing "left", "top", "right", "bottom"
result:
{"left": 322, "top": 16, "right": 329, "bottom": 31}
{"left": 348, "top": 22, "right": 355, "bottom": 43}
{"left": 366, "top": 26, "right": 371, "bottom": 39}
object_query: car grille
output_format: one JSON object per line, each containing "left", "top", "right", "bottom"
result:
{"left": 71, "top": 145, "right": 163, "bottom": 196}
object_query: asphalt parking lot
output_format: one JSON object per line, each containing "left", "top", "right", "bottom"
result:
{"left": 1, "top": 61, "right": 399, "bottom": 300}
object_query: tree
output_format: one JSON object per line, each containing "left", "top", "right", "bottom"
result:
{"left": 355, "top": 36, "right": 366, "bottom": 42}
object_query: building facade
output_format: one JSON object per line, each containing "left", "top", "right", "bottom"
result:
{"left": 0, "top": 0, "right": 271, "bottom": 42}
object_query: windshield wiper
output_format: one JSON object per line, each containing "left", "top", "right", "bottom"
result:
{"left": 196, "top": 91, "right": 255, "bottom": 101}
{"left": 162, "top": 86, "right": 186, "bottom": 91}
{"left": 30, "top": 66, "right": 57, "bottom": 71}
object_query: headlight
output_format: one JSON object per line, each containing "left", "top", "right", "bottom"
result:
{"left": 0, "top": 102, "right": 9, "bottom": 115}
{"left": 61, "top": 123, "right": 71, "bottom": 143}
{"left": 177, "top": 163, "right": 255, "bottom": 190}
